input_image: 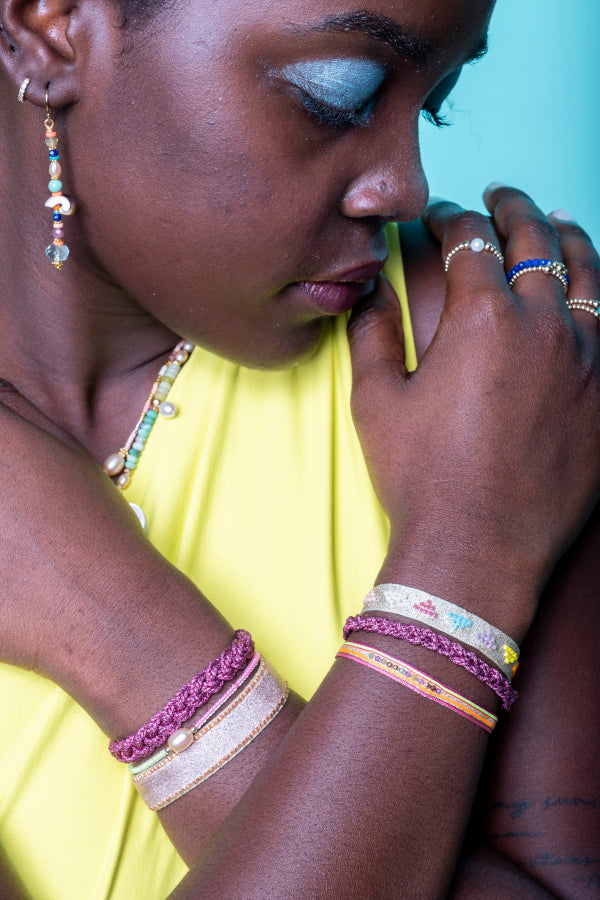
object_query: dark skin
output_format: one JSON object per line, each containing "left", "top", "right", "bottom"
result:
{"left": 0, "top": 0, "right": 599, "bottom": 896}
{"left": 403, "top": 222, "right": 600, "bottom": 900}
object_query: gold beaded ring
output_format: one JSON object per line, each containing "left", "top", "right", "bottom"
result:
{"left": 507, "top": 260, "right": 569, "bottom": 294}
{"left": 566, "top": 299, "right": 600, "bottom": 321}
{"left": 444, "top": 238, "right": 504, "bottom": 272}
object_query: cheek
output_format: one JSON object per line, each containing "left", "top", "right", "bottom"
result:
{"left": 70, "top": 89, "right": 345, "bottom": 298}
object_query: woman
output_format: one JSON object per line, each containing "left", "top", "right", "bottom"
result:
{"left": 0, "top": 0, "right": 598, "bottom": 896}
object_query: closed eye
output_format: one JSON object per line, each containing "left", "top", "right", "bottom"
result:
{"left": 279, "top": 57, "right": 386, "bottom": 130}
{"left": 298, "top": 89, "right": 376, "bottom": 128}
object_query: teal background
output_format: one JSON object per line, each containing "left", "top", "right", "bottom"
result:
{"left": 420, "top": 0, "right": 599, "bottom": 249}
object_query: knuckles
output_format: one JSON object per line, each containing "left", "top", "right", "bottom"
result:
{"left": 503, "top": 210, "right": 559, "bottom": 246}
{"left": 346, "top": 297, "right": 386, "bottom": 340}
{"left": 568, "top": 256, "right": 600, "bottom": 286}
{"left": 442, "top": 209, "right": 490, "bottom": 240}
{"left": 446, "top": 287, "right": 515, "bottom": 334}
{"left": 553, "top": 219, "right": 595, "bottom": 247}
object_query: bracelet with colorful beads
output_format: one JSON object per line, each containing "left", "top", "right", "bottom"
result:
{"left": 337, "top": 641, "right": 498, "bottom": 732}
{"left": 344, "top": 614, "right": 517, "bottom": 710}
{"left": 362, "top": 584, "right": 519, "bottom": 679}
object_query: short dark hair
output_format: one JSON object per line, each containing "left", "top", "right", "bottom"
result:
{"left": 116, "top": 0, "right": 166, "bottom": 27}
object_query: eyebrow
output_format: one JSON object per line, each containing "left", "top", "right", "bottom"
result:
{"left": 294, "top": 10, "right": 488, "bottom": 66}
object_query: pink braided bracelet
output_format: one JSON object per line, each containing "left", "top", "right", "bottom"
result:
{"left": 109, "top": 630, "right": 255, "bottom": 763}
{"left": 343, "top": 615, "right": 517, "bottom": 710}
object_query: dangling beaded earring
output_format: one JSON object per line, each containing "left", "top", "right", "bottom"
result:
{"left": 43, "top": 89, "right": 75, "bottom": 270}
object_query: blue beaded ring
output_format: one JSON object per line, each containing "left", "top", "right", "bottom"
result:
{"left": 506, "top": 258, "right": 569, "bottom": 293}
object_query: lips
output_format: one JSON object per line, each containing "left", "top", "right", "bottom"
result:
{"left": 294, "top": 259, "right": 386, "bottom": 315}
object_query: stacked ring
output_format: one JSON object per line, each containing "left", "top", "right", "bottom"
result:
{"left": 444, "top": 237, "right": 504, "bottom": 272}
{"left": 506, "top": 259, "right": 569, "bottom": 293}
{"left": 566, "top": 299, "right": 600, "bottom": 321}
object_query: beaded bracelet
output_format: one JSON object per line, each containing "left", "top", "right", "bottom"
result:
{"left": 132, "top": 658, "right": 289, "bottom": 810}
{"left": 362, "top": 584, "right": 519, "bottom": 680}
{"left": 109, "top": 630, "right": 255, "bottom": 763}
{"left": 337, "top": 641, "right": 498, "bottom": 732}
{"left": 343, "top": 615, "right": 517, "bottom": 710}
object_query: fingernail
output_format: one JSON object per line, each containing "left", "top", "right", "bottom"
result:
{"left": 427, "top": 195, "right": 446, "bottom": 205}
{"left": 485, "top": 181, "right": 508, "bottom": 192}
{"left": 549, "top": 209, "right": 577, "bottom": 222}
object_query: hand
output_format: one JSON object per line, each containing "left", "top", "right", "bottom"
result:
{"left": 348, "top": 188, "right": 600, "bottom": 636}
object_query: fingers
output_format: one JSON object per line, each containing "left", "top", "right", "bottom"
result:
{"left": 548, "top": 212, "right": 600, "bottom": 347}
{"left": 422, "top": 199, "right": 507, "bottom": 312}
{"left": 347, "top": 274, "right": 409, "bottom": 398}
{"left": 483, "top": 185, "right": 566, "bottom": 310}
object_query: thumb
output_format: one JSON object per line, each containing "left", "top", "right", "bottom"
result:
{"left": 347, "top": 274, "right": 410, "bottom": 398}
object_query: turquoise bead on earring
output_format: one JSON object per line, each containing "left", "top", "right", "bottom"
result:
{"left": 43, "top": 93, "right": 75, "bottom": 270}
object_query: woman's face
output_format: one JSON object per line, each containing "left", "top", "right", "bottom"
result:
{"left": 71, "top": 0, "right": 494, "bottom": 367}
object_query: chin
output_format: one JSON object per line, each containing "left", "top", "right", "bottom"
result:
{"left": 192, "top": 318, "right": 329, "bottom": 372}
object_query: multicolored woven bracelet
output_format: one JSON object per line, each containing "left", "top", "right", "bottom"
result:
{"left": 110, "top": 630, "right": 255, "bottom": 763}
{"left": 363, "top": 584, "right": 519, "bottom": 680}
{"left": 337, "top": 641, "right": 497, "bottom": 732}
{"left": 343, "top": 614, "right": 517, "bottom": 710}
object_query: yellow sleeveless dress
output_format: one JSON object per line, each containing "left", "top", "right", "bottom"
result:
{"left": 0, "top": 228, "right": 416, "bottom": 899}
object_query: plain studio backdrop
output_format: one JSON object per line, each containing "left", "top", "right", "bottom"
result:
{"left": 420, "top": 0, "right": 599, "bottom": 249}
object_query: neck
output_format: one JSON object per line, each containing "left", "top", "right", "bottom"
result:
{"left": 0, "top": 90, "right": 179, "bottom": 459}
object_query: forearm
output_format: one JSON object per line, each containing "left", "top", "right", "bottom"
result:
{"left": 170, "top": 618, "right": 516, "bottom": 899}
{"left": 80, "top": 520, "right": 531, "bottom": 892}
{"left": 450, "top": 845, "right": 557, "bottom": 899}
{"left": 468, "top": 504, "right": 600, "bottom": 899}
{"left": 37, "top": 521, "right": 307, "bottom": 859}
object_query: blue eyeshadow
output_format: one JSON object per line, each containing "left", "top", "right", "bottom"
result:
{"left": 281, "top": 58, "right": 386, "bottom": 110}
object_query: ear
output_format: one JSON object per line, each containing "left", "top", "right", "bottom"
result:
{"left": 0, "top": 0, "right": 80, "bottom": 107}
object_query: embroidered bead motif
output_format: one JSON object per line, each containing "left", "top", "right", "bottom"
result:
{"left": 475, "top": 630, "right": 497, "bottom": 650}
{"left": 448, "top": 612, "right": 473, "bottom": 631}
{"left": 413, "top": 599, "right": 439, "bottom": 618}
{"left": 361, "top": 584, "right": 520, "bottom": 681}
{"left": 503, "top": 645, "right": 518, "bottom": 665}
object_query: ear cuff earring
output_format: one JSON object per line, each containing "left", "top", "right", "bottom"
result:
{"left": 18, "top": 76, "right": 31, "bottom": 103}
{"left": 43, "top": 89, "right": 75, "bottom": 270}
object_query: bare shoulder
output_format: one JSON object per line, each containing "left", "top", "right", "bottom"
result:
{"left": 397, "top": 219, "right": 446, "bottom": 359}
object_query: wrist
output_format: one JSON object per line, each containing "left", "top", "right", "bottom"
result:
{"left": 42, "top": 544, "right": 233, "bottom": 739}
{"left": 379, "top": 533, "right": 540, "bottom": 646}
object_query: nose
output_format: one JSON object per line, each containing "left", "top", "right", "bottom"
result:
{"left": 340, "top": 123, "right": 429, "bottom": 222}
